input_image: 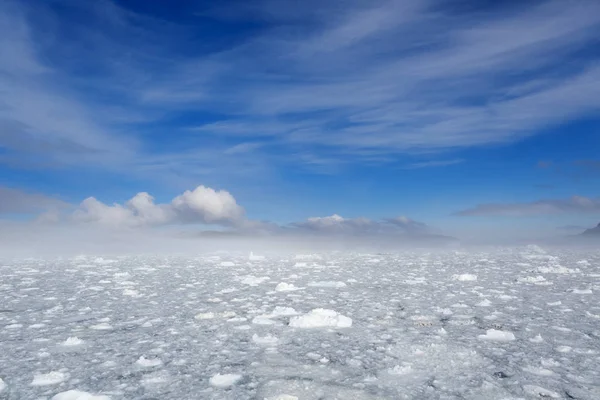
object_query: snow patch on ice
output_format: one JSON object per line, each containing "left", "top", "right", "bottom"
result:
{"left": 275, "top": 282, "right": 301, "bottom": 292}
{"left": 270, "top": 306, "right": 299, "bottom": 316}
{"left": 307, "top": 281, "right": 346, "bottom": 288}
{"left": 252, "top": 333, "right": 279, "bottom": 346}
{"left": 89, "top": 322, "right": 112, "bottom": 330}
{"left": 62, "top": 336, "right": 85, "bottom": 346}
{"left": 572, "top": 288, "right": 592, "bottom": 294}
{"left": 241, "top": 276, "right": 270, "bottom": 286}
{"left": 249, "top": 252, "right": 265, "bottom": 261}
{"left": 252, "top": 316, "right": 277, "bottom": 325}
{"left": 265, "top": 395, "right": 299, "bottom": 400}
{"left": 523, "top": 366, "right": 554, "bottom": 376}
{"left": 289, "top": 308, "right": 352, "bottom": 329}
{"left": 195, "top": 312, "right": 215, "bottom": 320}
{"left": 219, "top": 261, "right": 236, "bottom": 267}
{"left": 478, "top": 329, "right": 515, "bottom": 342}
{"left": 535, "top": 265, "right": 579, "bottom": 274}
{"left": 452, "top": 274, "right": 477, "bottom": 281}
{"left": 52, "top": 390, "right": 111, "bottom": 400}
{"left": 31, "top": 371, "right": 68, "bottom": 386}
{"left": 476, "top": 299, "right": 492, "bottom": 307}
{"left": 517, "top": 275, "right": 546, "bottom": 283}
{"left": 209, "top": 373, "right": 242, "bottom": 388}
{"left": 388, "top": 363, "right": 413, "bottom": 375}
{"left": 523, "top": 385, "right": 560, "bottom": 398}
{"left": 136, "top": 356, "right": 162, "bottom": 367}
{"left": 529, "top": 334, "right": 544, "bottom": 343}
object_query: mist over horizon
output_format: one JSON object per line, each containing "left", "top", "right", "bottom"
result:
{"left": 1, "top": 0, "right": 600, "bottom": 254}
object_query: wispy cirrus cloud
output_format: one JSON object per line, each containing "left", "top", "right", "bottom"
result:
{"left": 456, "top": 196, "right": 600, "bottom": 217}
{"left": 403, "top": 159, "right": 464, "bottom": 169}
{"left": 2, "top": 0, "right": 600, "bottom": 176}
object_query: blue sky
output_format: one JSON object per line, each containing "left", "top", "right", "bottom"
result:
{"left": 1, "top": 0, "right": 599, "bottom": 242}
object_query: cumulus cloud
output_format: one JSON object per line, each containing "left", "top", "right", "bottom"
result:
{"left": 71, "top": 185, "right": 244, "bottom": 228}
{"left": 292, "top": 214, "right": 376, "bottom": 234}
{"left": 289, "top": 214, "right": 435, "bottom": 236}
{"left": 0, "top": 186, "right": 67, "bottom": 214}
{"left": 456, "top": 196, "right": 600, "bottom": 216}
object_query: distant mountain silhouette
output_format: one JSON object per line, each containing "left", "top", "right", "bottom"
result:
{"left": 581, "top": 223, "right": 600, "bottom": 236}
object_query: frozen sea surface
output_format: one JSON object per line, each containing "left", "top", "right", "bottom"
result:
{"left": 1, "top": 247, "right": 599, "bottom": 399}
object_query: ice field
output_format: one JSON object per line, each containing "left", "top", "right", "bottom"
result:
{"left": 1, "top": 246, "right": 599, "bottom": 399}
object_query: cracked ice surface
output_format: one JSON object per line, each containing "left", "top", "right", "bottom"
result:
{"left": 1, "top": 247, "right": 600, "bottom": 399}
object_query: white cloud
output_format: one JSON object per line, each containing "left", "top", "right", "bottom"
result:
{"left": 294, "top": 214, "right": 375, "bottom": 233}
{"left": 290, "top": 213, "right": 435, "bottom": 236}
{"left": 171, "top": 186, "right": 245, "bottom": 224}
{"left": 386, "top": 216, "right": 429, "bottom": 233}
{"left": 0, "top": 1, "right": 138, "bottom": 169}
{"left": 0, "top": 0, "right": 598, "bottom": 204}
{"left": 457, "top": 196, "right": 600, "bottom": 216}
{"left": 71, "top": 185, "right": 244, "bottom": 228}
{"left": 403, "top": 159, "right": 464, "bottom": 169}
{"left": 171, "top": 0, "right": 600, "bottom": 158}
{"left": 1, "top": 0, "right": 599, "bottom": 177}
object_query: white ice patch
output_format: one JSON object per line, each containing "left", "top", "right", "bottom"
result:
{"left": 31, "top": 371, "right": 68, "bottom": 386}
{"left": 523, "top": 366, "right": 554, "bottom": 376}
{"left": 241, "top": 276, "right": 270, "bottom": 286}
{"left": 195, "top": 312, "right": 215, "bottom": 320}
{"left": 52, "top": 390, "right": 111, "bottom": 400}
{"left": 404, "top": 277, "right": 427, "bottom": 285}
{"left": 0, "top": 378, "right": 5, "bottom": 393}
{"left": 476, "top": 299, "right": 492, "bottom": 307}
{"left": 535, "top": 266, "right": 579, "bottom": 274}
{"left": 195, "top": 311, "right": 237, "bottom": 320}
{"left": 388, "top": 363, "right": 413, "bottom": 375}
{"left": 572, "top": 288, "right": 593, "bottom": 294}
{"left": 270, "top": 306, "right": 298, "bottom": 317}
{"left": 289, "top": 308, "right": 352, "bottom": 329}
{"left": 249, "top": 252, "right": 265, "bottom": 261}
{"left": 307, "top": 281, "right": 346, "bottom": 288}
{"left": 293, "top": 262, "right": 308, "bottom": 267}
{"left": 209, "top": 373, "right": 242, "bottom": 388}
{"left": 517, "top": 276, "right": 546, "bottom": 283}
{"left": 275, "top": 283, "right": 301, "bottom": 292}
{"left": 478, "top": 329, "right": 516, "bottom": 342}
{"left": 89, "top": 323, "right": 112, "bottom": 330}
{"left": 252, "top": 316, "right": 277, "bottom": 325}
{"left": 529, "top": 334, "right": 544, "bottom": 343}
{"left": 252, "top": 333, "right": 279, "bottom": 346}
{"left": 62, "top": 337, "right": 85, "bottom": 346}
{"left": 136, "top": 356, "right": 162, "bottom": 367}
{"left": 219, "top": 261, "right": 235, "bottom": 267}
{"left": 123, "top": 288, "right": 141, "bottom": 297}
{"left": 141, "top": 371, "right": 171, "bottom": 387}
{"left": 294, "top": 254, "right": 321, "bottom": 260}
{"left": 452, "top": 274, "right": 477, "bottom": 281}
{"left": 523, "top": 385, "right": 560, "bottom": 398}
